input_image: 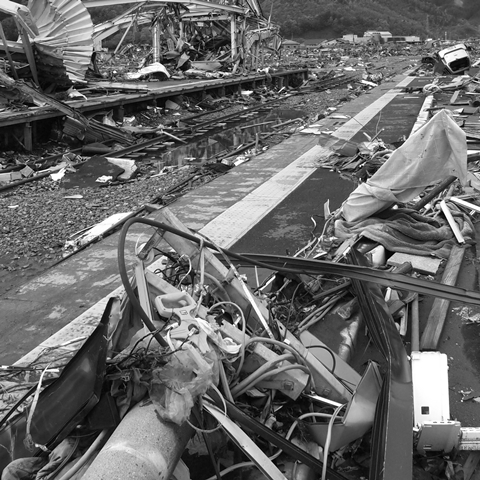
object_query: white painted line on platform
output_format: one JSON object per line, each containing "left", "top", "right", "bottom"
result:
{"left": 333, "top": 77, "right": 416, "bottom": 141}
{"left": 199, "top": 145, "right": 331, "bottom": 248}
{"left": 198, "top": 76, "right": 418, "bottom": 249}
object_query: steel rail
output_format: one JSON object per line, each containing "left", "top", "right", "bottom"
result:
{"left": 236, "top": 253, "right": 480, "bottom": 305}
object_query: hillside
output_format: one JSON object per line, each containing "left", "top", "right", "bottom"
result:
{"left": 260, "top": 0, "right": 480, "bottom": 40}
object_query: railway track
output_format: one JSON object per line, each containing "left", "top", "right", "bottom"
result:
{"left": 0, "top": 72, "right": 357, "bottom": 193}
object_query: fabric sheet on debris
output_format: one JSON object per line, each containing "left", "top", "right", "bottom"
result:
{"left": 335, "top": 208, "right": 474, "bottom": 258}
{"left": 342, "top": 109, "right": 468, "bottom": 223}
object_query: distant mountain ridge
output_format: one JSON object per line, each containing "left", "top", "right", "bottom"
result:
{"left": 259, "top": 0, "right": 480, "bottom": 40}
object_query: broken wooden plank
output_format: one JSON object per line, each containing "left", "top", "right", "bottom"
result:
{"left": 15, "top": 19, "right": 40, "bottom": 86}
{"left": 0, "top": 70, "right": 134, "bottom": 145}
{"left": 440, "top": 200, "right": 465, "bottom": 244}
{"left": 387, "top": 252, "right": 442, "bottom": 276}
{"left": 463, "top": 451, "right": 480, "bottom": 480}
{"left": 450, "top": 197, "right": 480, "bottom": 214}
{"left": 411, "top": 295, "right": 420, "bottom": 351}
{"left": 450, "top": 90, "right": 460, "bottom": 105}
{"left": 420, "top": 245, "right": 466, "bottom": 350}
{"left": 0, "top": 23, "right": 18, "bottom": 80}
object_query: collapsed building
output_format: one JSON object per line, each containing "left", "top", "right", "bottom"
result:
{"left": 0, "top": 0, "right": 281, "bottom": 89}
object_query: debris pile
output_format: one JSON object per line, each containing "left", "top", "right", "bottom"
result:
{"left": 4, "top": 102, "right": 480, "bottom": 479}
{"left": 3, "top": 34, "right": 480, "bottom": 480}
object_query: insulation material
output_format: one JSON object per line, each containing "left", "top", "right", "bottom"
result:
{"left": 342, "top": 109, "right": 468, "bottom": 223}
{"left": 28, "top": 0, "right": 94, "bottom": 84}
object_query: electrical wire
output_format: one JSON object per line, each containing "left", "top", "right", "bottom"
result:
{"left": 176, "top": 254, "right": 193, "bottom": 287}
{"left": 218, "top": 361, "right": 234, "bottom": 403}
{"left": 322, "top": 404, "right": 345, "bottom": 480}
{"left": 246, "top": 337, "right": 304, "bottom": 362}
{"left": 297, "top": 291, "right": 348, "bottom": 332}
{"left": 230, "top": 353, "right": 295, "bottom": 398}
{"left": 296, "top": 304, "right": 326, "bottom": 331}
{"left": 232, "top": 363, "right": 311, "bottom": 399}
{"left": 118, "top": 219, "right": 169, "bottom": 348}
{"left": 45, "top": 437, "right": 80, "bottom": 479}
{"left": 203, "top": 272, "right": 231, "bottom": 302}
{"left": 25, "top": 364, "right": 52, "bottom": 453}
{"left": 194, "top": 238, "right": 205, "bottom": 317}
{"left": 187, "top": 385, "right": 227, "bottom": 434}
{"left": 298, "top": 295, "right": 346, "bottom": 333}
{"left": 56, "top": 429, "right": 110, "bottom": 480}
{"left": 281, "top": 281, "right": 304, "bottom": 327}
{"left": 197, "top": 231, "right": 275, "bottom": 339}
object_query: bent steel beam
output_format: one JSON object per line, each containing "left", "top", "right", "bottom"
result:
{"left": 348, "top": 249, "right": 412, "bottom": 480}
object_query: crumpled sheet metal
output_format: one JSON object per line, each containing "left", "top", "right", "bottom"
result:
{"left": 28, "top": 0, "right": 94, "bottom": 84}
{"left": 307, "top": 361, "right": 382, "bottom": 452}
{"left": 348, "top": 249, "right": 412, "bottom": 480}
{"left": 342, "top": 109, "right": 468, "bottom": 223}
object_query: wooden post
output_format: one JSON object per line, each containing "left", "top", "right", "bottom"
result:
{"left": 152, "top": 19, "right": 161, "bottom": 63}
{"left": 114, "top": 16, "right": 136, "bottom": 57}
{"left": 463, "top": 452, "right": 480, "bottom": 480}
{"left": 411, "top": 295, "right": 420, "bottom": 351}
{"left": 0, "top": 22, "right": 19, "bottom": 80}
{"left": 420, "top": 245, "right": 466, "bottom": 350}
{"left": 15, "top": 20, "right": 40, "bottom": 87}
{"left": 230, "top": 15, "right": 237, "bottom": 61}
{"left": 24, "top": 122, "right": 33, "bottom": 151}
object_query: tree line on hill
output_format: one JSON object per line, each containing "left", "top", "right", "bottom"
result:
{"left": 0, "top": 0, "right": 478, "bottom": 49}
{"left": 260, "top": 0, "right": 480, "bottom": 40}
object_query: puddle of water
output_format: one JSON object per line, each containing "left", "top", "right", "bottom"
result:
{"left": 153, "top": 109, "right": 305, "bottom": 170}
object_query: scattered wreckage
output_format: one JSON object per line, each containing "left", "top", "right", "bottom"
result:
{"left": 0, "top": 0, "right": 280, "bottom": 88}
{"left": 2, "top": 6, "right": 480, "bottom": 479}
{"left": 3, "top": 102, "right": 480, "bottom": 480}
{"left": 421, "top": 43, "right": 472, "bottom": 76}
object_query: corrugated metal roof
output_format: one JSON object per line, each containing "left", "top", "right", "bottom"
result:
{"left": 28, "top": 0, "right": 94, "bottom": 84}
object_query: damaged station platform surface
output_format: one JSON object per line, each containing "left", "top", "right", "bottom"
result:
{"left": 3, "top": 54, "right": 480, "bottom": 480}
